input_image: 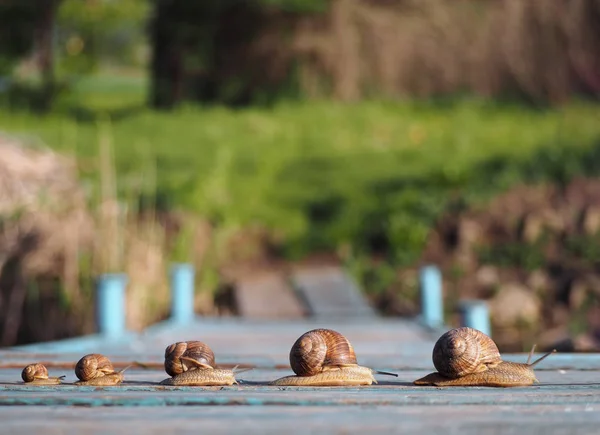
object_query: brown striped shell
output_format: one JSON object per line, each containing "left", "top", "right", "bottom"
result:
{"left": 289, "top": 329, "right": 358, "bottom": 377}
{"left": 75, "top": 354, "right": 116, "bottom": 381}
{"left": 21, "top": 363, "right": 48, "bottom": 382}
{"left": 432, "top": 327, "right": 502, "bottom": 378}
{"left": 164, "top": 341, "right": 216, "bottom": 377}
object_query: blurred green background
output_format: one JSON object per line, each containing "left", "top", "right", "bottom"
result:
{"left": 0, "top": 0, "right": 599, "bottom": 351}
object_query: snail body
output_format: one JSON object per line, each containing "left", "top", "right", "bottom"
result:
{"left": 414, "top": 327, "right": 555, "bottom": 387}
{"left": 160, "top": 341, "right": 244, "bottom": 386}
{"left": 75, "top": 354, "right": 127, "bottom": 386}
{"left": 271, "top": 329, "right": 397, "bottom": 386}
{"left": 21, "top": 363, "right": 65, "bottom": 385}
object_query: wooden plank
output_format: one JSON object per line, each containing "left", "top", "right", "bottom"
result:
{"left": 1, "top": 317, "right": 600, "bottom": 434}
{"left": 291, "top": 266, "right": 376, "bottom": 318}
{"left": 7, "top": 318, "right": 599, "bottom": 370}
{"left": 0, "top": 369, "right": 599, "bottom": 393}
{"left": 0, "top": 405, "right": 599, "bottom": 435}
{"left": 234, "top": 272, "right": 306, "bottom": 319}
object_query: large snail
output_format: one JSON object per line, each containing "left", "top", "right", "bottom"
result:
{"left": 21, "top": 363, "right": 65, "bottom": 385}
{"left": 160, "top": 340, "right": 247, "bottom": 386}
{"left": 74, "top": 354, "right": 128, "bottom": 386}
{"left": 271, "top": 329, "right": 398, "bottom": 386}
{"left": 414, "top": 327, "right": 556, "bottom": 387}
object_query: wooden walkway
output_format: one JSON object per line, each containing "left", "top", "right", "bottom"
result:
{"left": 1, "top": 318, "right": 600, "bottom": 434}
{"left": 0, "top": 267, "right": 599, "bottom": 434}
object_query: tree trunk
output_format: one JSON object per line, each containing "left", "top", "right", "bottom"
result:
{"left": 34, "top": 0, "right": 59, "bottom": 111}
{"left": 150, "top": 0, "right": 184, "bottom": 109}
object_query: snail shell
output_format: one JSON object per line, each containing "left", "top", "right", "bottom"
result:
{"left": 164, "top": 341, "right": 216, "bottom": 377}
{"left": 415, "top": 327, "right": 556, "bottom": 387}
{"left": 75, "top": 353, "right": 116, "bottom": 381}
{"left": 75, "top": 354, "right": 126, "bottom": 386}
{"left": 432, "top": 327, "right": 502, "bottom": 378}
{"left": 161, "top": 341, "right": 242, "bottom": 386}
{"left": 271, "top": 329, "right": 397, "bottom": 386}
{"left": 21, "top": 363, "right": 49, "bottom": 383}
{"left": 21, "top": 363, "right": 65, "bottom": 385}
{"left": 290, "top": 329, "right": 358, "bottom": 376}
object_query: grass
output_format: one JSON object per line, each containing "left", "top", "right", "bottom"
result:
{"left": 1, "top": 74, "right": 600, "bottom": 345}
{"left": 1, "top": 95, "right": 600, "bottom": 268}
{"left": 58, "top": 72, "right": 148, "bottom": 113}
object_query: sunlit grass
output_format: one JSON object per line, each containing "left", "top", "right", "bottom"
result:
{"left": 1, "top": 93, "right": 599, "bottom": 264}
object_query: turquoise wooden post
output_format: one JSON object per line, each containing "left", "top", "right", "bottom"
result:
{"left": 459, "top": 299, "right": 492, "bottom": 337}
{"left": 419, "top": 265, "right": 443, "bottom": 328}
{"left": 96, "top": 273, "right": 127, "bottom": 337}
{"left": 170, "top": 263, "right": 195, "bottom": 323}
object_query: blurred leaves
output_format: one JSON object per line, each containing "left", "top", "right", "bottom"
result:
{"left": 57, "top": 0, "right": 150, "bottom": 74}
{"left": 0, "top": 2, "right": 37, "bottom": 74}
{"left": 2, "top": 98, "right": 599, "bottom": 271}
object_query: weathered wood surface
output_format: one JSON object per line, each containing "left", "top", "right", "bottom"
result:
{"left": 291, "top": 266, "right": 377, "bottom": 318}
{"left": 234, "top": 272, "right": 306, "bottom": 319}
{"left": 1, "top": 318, "right": 599, "bottom": 434}
{"left": 233, "top": 266, "right": 376, "bottom": 319}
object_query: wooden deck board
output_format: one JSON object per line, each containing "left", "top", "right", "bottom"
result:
{"left": 234, "top": 272, "right": 306, "bottom": 319}
{"left": 291, "top": 266, "right": 376, "bottom": 318}
{"left": 2, "top": 405, "right": 599, "bottom": 435}
{"left": 1, "top": 317, "right": 599, "bottom": 434}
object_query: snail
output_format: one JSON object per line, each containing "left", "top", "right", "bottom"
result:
{"left": 21, "top": 363, "right": 65, "bottom": 385}
{"left": 74, "top": 354, "right": 128, "bottom": 386}
{"left": 160, "top": 340, "right": 248, "bottom": 386}
{"left": 270, "top": 328, "right": 398, "bottom": 386}
{"left": 414, "top": 327, "right": 556, "bottom": 387}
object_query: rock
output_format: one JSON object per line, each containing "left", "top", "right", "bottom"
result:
{"left": 490, "top": 283, "right": 541, "bottom": 328}
{"left": 526, "top": 269, "right": 551, "bottom": 292}
{"left": 458, "top": 218, "right": 482, "bottom": 248}
{"left": 569, "top": 279, "right": 589, "bottom": 311}
{"left": 519, "top": 213, "right": 545, "bottom": 243}
{"left": 581, "top": 206, "right": 600, "bottom": 235}
{"left": 573, "top": 334, "right": 600, "bottom": 352}
{"left": 550, "top": 304, "right": 571, "bottom": 327}
{"left": 537, "top": 326, "right": 571, "bottom": 351}
{"left": 475, "top": 265, "right": 499, "bottom": 289}
{"left": 518, "top": 209, "right": 565, "bottom": 243}
{"left": 586, "top": 305, "right": 600, "bottom": 331}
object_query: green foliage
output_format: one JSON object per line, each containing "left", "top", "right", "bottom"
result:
{"left": 346, "top": 255, "right": 398, "bottom": 296}
{"left": 258, "top": 0, "right": 328, "bottom": 13}
{"left": 0, "top": 2, "right": 38, "bottom": 74}
{"left": 564, "top": 234, "right": 600, "bottom": 265}
{"left": 54, "top": 73, "right": 147, "bottom": 116}
{"left": 477, "top": 240, "right": 547, "bottom": 271}
{"left": 57, "top": 0, "right": 150, "bottom": 75}
{"left": 1, "top": 87, "right": 599, "bottom": 270}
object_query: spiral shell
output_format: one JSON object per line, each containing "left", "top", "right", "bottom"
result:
{"left": 432, "top": 327, "right": 502, "bottom": 378}
{"left": 289, "top": 329, "right": 358, "bottom": 376}
{"left": 164, "top": 341, "right": 216, "bottom": 377}
{"left": 21, "top": 363, "right": 49, "bottom": 383}
{"left": 75, "top": 354, "right": 116, "bottom": 381}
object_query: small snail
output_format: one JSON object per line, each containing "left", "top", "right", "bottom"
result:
{"left": 160, "top": 341, "right": 247, "bottom": 386}
{"left": 74, "top": 354, "right": 128, "bottom": 386}
{"left": 21, "top": 363, "right": 65, "bottom": 385}
{"left": 271, "top": 329, "right": 398, "bottom": 386}
{"left": 414, "top": 327, "right": 556, "bottom": 387}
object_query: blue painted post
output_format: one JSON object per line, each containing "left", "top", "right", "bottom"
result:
{"left": 96, "top": 273, "right": 127, "bottom": 337}
{"left": 459, "top": 299, "right": 492, "bottom": 337}
{"left": 170, "top": 263, "right": 195, "bottom": 324}
{"left": 419, "top": 265, "right": 444, "bottom": 329}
